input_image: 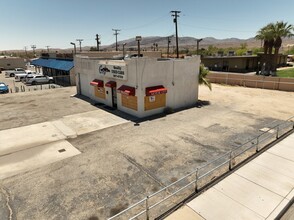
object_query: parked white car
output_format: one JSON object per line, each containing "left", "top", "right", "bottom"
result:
{"left": 5, "top": 68, "right": 26, "bottom": 77}
{"left": 15, "top": 71, "right": 37, "bottom": 82}
{"left": 26, "top": 75, "right": 54, "bottom": 85}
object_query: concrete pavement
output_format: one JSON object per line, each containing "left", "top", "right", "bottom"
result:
{"left": 165, "top": 133, "right": 294, "bottom": 220}
{"left": 0, "top": 109, "right": 129, "bottom": 180}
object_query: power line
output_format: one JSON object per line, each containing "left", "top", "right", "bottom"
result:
{"left": 112, "top": 29, "right": 121, "bottom": 51}
{"left": 180, "top": 23, "right": 254, "bottom": 33}
{"left": 171, "top": 10, "right": 181, "bottom": 58}
{"left": 121, "top": 14, "right": 170, "bottom": 31}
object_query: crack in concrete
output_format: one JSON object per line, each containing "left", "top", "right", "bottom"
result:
{"left": 1, "top": 187, "right": 13, "bottom": 220}
{"left": 119, "top": 152, "right": 166, "bottom": 189}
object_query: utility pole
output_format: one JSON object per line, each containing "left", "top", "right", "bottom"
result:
{"left": 46, "top": 46, "right": 50, "bottom": 53}
{"left": 112, "top": 29, "right": 120, "bottom": 51}
{"left": 76, "top": 39, "right": 83, "bottom": 52}
{"left": 167, "top": 36, "right": 171, "bottom": 58}
{"left": 171, "top": 10, "right": 181, "bottom": 58}
{"left": 31, "top": 45, "right": 36, "bottom": 54}
{"left": 95, "top": 34, "right": 100, "bottom": 51}
{"left": 24, "top": 46, "right": 27, "bottom": 56}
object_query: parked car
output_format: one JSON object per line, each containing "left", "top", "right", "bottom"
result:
{"left": 15, "top": 70, "right": 37, "bottom": 82}
{"left": 26, "top": 75, "right": 54, "bottom": 85}
{"left": 5, "top": 68, "right": 26, "bottom": 77}
{"left": 0, "top": 82, "right": 9, "bottom": 93}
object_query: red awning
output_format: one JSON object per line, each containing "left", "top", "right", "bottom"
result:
{"left": 117, "top": 85, "right": 135, "bottom": 96}
{"left": 105, "top": 81, "right": 117, "bottom": 88}
{"left": 146, "top": 85, "right": 167, "bottom": 96}
{"left": 90, "top": 79, "right": 104, "bottom": 87}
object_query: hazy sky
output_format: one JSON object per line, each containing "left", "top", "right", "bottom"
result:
{"left": 1, "top": 0, "right": 294, "bottom": 50}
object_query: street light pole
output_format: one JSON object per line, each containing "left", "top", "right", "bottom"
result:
{"left": 196, "top": 39, "right": 203, "bottom": 55}
{"left": 136, "top": 36, "right": 142, "bottom": 58}
{"left": 123, "top": 43, "right": 127, "bottom": 57}
{"left": 70, "top": 42, "right": 76, "bottom": 54}
{"left": 167, "top": 36, "right": 171, "bottom": 58}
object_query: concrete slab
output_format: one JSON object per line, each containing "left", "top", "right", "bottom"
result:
{"left": 252, "top": 152, "right": 294, "bottom": 179}
{"left": 267, "top": 142, "right": 294, "bottom": 162}
{"left": 0, "top": 122, "right": 66, "bottom": 156}
{"left": 51, "top": 120, "right": 77, "bottom": 139}
{"left": 266, "top": 197, "right": 290, "bottom": 220}
{"left": 286, "top": 188, "right": 294, "bottom": 200}
{"left": 187, "top": 188, "right": 264, "bottom": 220}
{"left": 60, "top": 110, "right": 129, "bottom": 135}
{"left": 214, "top": 173, "right": 284, "bottom": 218}
{"left": 165, "top": 205, "right": 205, "bottom": 220}
{"left": 0, "top": 140, "right": 80, "bottom": 180}
{"left": 235, "top": 162, "right": 294, "bottom": 197}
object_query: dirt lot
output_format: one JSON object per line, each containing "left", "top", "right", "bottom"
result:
{"left": 0, "top": 83, "right": 293, "bottom": 220}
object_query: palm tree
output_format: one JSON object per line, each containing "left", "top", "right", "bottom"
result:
{"left": 199, "top": 64, "right": 211, "bottom": 90}
{"left": 272, "top": 21, "right": 294, "bottom": 71}
{"left": 255, "top": 24, "right": 274, "bottom": 55}
{"left": 256, "top": 21, "right": 294, "bottom": 74}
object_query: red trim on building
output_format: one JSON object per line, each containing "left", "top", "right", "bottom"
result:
{"left": 145, "top": 85, "right": 167, "bottom": 96}
{"left": 90, "top": 79, "right": 104, "bottom": 87}
{"left": 105, "top": 81, "right": 117, "bottom": 88}
{"left": 117, "top": 85, "right": 136, "bottom": 96}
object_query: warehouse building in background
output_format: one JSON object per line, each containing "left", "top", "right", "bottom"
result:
{"left": 75, "top": 56, "right": 200, "bottom": 118}
{"left": 0, "top": 56, "right": 25, "bottom": 70}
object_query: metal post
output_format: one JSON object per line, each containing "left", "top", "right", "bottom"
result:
{"left": 229, "top": 151, "right": 233, "bottom": 170}
{"left": 123, "top": 43, "right": 126, "bottom": 57}
{"left": 146, "top": 196, "right": 149, "bottom": 220}
{"left": 195, "top": 168, "right": 199, "bottom": 192}
{"left": 256, "top": 137, "right": 259, "bottom": 152}
{"left": 276, "top": 126, "right": 280, "bottom": 139}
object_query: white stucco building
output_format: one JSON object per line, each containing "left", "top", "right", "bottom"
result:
{"left": 75, "top": 56, "right": 200, "bottom": 118}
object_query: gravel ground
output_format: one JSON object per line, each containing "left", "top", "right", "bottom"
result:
{"left": 0, "top": 83, "right": 293, "bottom": 220}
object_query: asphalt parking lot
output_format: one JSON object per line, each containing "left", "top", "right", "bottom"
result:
{"left": 0, "top": 83, "right": 293, "bottom": 220}
{"left": 0, "top": 72, "right": 62, "bottom": 94}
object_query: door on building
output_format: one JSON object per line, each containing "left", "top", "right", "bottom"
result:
{"left": 112, "top": 87, "right": 117, "bottom": 108}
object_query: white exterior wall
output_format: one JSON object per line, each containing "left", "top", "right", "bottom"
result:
{"left": 75, "top": 56, "right": 200, "bottom": 118}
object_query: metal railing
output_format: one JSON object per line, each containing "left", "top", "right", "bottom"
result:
{"left": 108, "top": 116, "right": 294, "bottom": 220}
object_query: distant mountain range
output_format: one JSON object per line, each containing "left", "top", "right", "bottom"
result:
{"left": 3, "top": 36, "right": 294, "bottom": 53}
{"left": 102, "top": 36, "right": 294, "bottom": 50}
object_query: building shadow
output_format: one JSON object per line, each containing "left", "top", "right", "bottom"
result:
{"left": 74, "top": 94, "right": 211, "bottom": 125}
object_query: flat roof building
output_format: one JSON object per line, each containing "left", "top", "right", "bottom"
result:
{"left": 0, "top": 56, "right": 25, "bottom": 70}
{"left": 75, "top": 56, "right": 200, "bottom": 118}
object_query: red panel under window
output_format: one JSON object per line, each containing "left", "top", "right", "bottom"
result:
{"left": 145, "top": 85, "right": 167, "bottom": 96}
{"left": 90, "top": 79, "right": 104, "bottom": 87}
{"left": 117, "top": 85, "right": 135, "bottom": 96}
{"left": 105, "top": 81, "right": 117, "bottom": 88}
